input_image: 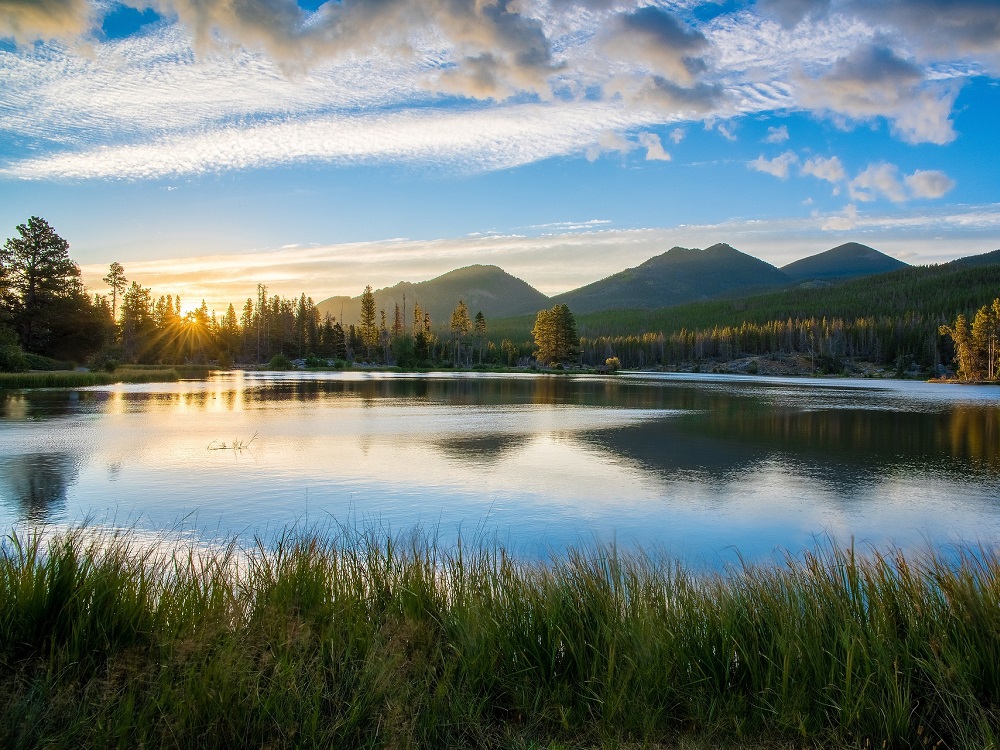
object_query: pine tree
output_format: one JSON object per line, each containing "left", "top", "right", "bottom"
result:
{"left": 359, "top": 285, "right": 378, "bottom": 357}
{"left": 450, "top": 299, "right": 472, "bottom": 366}
{"left": 103, "top": 262, "right": 127, "bottom": 323}
{"left": 2, "top": 216, "right": 82, "bottom": 352}
{"left": 940, "top": 314, "right": 974, "bottom": 381}
{"left": 412, "top": 301, "right": 423, "bottom": 336}
{"left": 474, "top": 311, "right": 487, "bottom": 364}
{"left": 532, "top": 304, "right": 580, "bottom": 365}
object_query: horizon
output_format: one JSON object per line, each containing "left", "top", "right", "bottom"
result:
{"left": 78, "top": 233, "right": 1000, "bottom": 315}
{"left": 2, "top": 0, "right": 999, "bottom": 314}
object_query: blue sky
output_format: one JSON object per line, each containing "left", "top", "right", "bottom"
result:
{"left": 1, "top": 0, "right": 999, "bottom": 312}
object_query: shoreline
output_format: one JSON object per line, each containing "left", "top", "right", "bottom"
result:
{"left": 1, "top": 527, "right": 997, "bottom": 749}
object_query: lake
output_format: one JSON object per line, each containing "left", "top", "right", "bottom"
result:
{"left": 1, "top": 370, "right": 999, "bottom": 567}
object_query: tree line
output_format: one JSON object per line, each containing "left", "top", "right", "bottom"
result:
{"left": 0, "top": 217, "right": 556, "bottom": 370}
{"left": 577, "top": 314, "right": 946, "bottom": 373}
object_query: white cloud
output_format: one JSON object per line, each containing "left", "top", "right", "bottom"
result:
{"left": 0, "top": 0, "right": 987, "bottom": 181}
{"left": 904, "top": 169, "right": 956, "bottom": 199}
{"left": 0, "top": 0, "right": 93, "bottom": 45}
{"left": 716, "top": 121, "right": 738, "bottom": 141}
{"left": 849, "top": 163, "right": 908, "bottom": 203}
{"left": 800, "top": 155, "right": 846, "bottom": 188}
{"left": 822, "top": 203, "right": 858, "bottom": 230}
{"left": 849, "top": 163, "right": 956, "bottom": 203}
{"left": 765, "top": 124, "right": 789, "bottom": 143}
{"left": 749, "top": 150, "right": 799, "bottom": 179}
{"left": 586, "top": 130, "right": 634, "bottom": 161}
{"left": 794, "top": 43, "right": 959, "bottom": 145}
{"left": 3, "top": 101, "right": 667, "bottom": 180}
{"left": 637, "top": 132, "right": 671, "bottom": 161}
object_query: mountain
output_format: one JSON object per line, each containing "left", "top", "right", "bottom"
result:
{"left": 947, "top": 248, "right": 1000, "bottom": 269}
{"left": 567, "top": 248, "right": 1000, "bottom": 340}
{"left": 549, "top": 243, "right": 790, "bottom": 314}
{"left": 781, "top": 242, "right": 908, "bottom": 282}
{"left": 315, "top": 265, "right": 549, "bottom": 327}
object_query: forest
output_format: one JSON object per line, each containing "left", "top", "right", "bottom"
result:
{"left": 2, "top": 215, "right": 997, "bottom": 378}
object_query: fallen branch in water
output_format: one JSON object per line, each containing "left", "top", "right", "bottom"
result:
{"left": 208, "top": 432, "right": 258, "bottom": 451}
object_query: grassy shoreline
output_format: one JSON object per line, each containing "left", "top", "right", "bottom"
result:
{"left": 0, "top": 365, "right": 212, "bottom": 389}
{"left": 1, "top": 528, "right": 997, "bottom": 748}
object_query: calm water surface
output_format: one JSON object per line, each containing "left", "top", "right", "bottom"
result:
{"left": 1, "top": 371, "right": 998, "bottom": 566}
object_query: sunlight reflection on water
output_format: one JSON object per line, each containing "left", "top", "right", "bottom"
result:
{"left": 1, "top": 370, "right": 998, "bottom": 568}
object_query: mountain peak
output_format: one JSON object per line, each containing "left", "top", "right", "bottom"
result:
{"left": 316, "top": 264, "right": 547, "bottom": 325}
{"left": 781, "top": 242, "right": 907, "bottom": 282}
{"left": 553, "top": 242, "right": 788, "bottom": 313}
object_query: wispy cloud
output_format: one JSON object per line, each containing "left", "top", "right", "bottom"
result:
{"left": 3, "top": 101, "right": 666, "bottom": 180}
{"left": 0, "top": 0, "right": 989, "bottom": 180}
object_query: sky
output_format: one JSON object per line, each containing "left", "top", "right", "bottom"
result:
{"left": 1, "top": 0, "right": 999, "bottom": 313}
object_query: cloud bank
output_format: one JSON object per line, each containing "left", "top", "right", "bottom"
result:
{"left": 0, "top": 0, "right": 993, "bottom": 179}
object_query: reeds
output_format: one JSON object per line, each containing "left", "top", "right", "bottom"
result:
{"left": 0, "top": 367, "right": 193, "bottom": 389}
{"left": 0, "top": 527, "right": 997, "bottom": 749}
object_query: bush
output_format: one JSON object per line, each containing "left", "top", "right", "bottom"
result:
{"left": 268, "top": 353, "right": 293, "bottom": 370}
{"left": 22, "top": 353, "right": 73, "bottom": 371}
{"left": 605, "top": 357, "right": 621, "bottom": 371}
{"left": 747, "top": 359, "right": 759, "bottom": 375}
{"left": 0, "top": 345, "right": 28, "bottom": 373}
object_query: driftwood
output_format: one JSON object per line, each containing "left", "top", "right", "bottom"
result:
{"left": 208, "top": 432, "right": 258, "bottom": 451}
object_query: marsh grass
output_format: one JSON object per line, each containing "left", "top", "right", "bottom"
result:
{"left": 0, "top": 365, "right": 211, "bottom": 389}
{"left": 1, "top": 527, "right": 998, "bottom": 749}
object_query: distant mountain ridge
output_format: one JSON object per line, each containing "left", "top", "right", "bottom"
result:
{"left": 313, "top": 242, "right": 991, "bottom": 326}
{"left": 315, "top": 265, "right": 548, "bottom": 327}
{"left": 550, "top": 243, "right": 791, "bottom": 314}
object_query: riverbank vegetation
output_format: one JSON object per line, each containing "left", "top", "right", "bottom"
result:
{"left": 1, "top": 528, "right": 998, "bottom": 749}
{"left": 0, "top": 365, "right": 212, "bottom": 390}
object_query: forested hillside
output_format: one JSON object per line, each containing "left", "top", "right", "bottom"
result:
{"left": 551, "top": 243, "right": 790, "bottom": 313}
{"left": 488, "top": 254, "right": 1000, "bottom": 371}
{"left": 316, "top": 265, "right": 547, "bottom": 326}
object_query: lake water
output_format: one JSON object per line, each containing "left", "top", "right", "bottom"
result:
{"left": 1, "top": 371, "right": 999, "bottom": 567}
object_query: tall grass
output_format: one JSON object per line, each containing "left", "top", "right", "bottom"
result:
{"left": 0, "top": 366, "right": 206, "bottom": 389}
{"left": 1, "top": 528, "right": 997, "bottom": 748}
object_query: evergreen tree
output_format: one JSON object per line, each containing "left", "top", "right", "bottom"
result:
{"left": 392, "top": 303, "right": 404, "bottom": 337}
{"left": 103, "top": 261, "right": 127, "bottom": 322}
{"left": 1, "top": 216, "right": 83, "bottom": 353}
{"left": 970, "top": 306, "right": 992, "bottom": 380}
{"left": 450, "top": 299, "right": 472, "bottom": 367}
{"left": 940, "top": 314, "right": 974, "bottom": 381}
{"left": 474, "top": 311, "right": 487, "bottom": 364}
{"left": 359, "top": 285, "right": 378, "bottom": 357}
{"left": 532, "top": 304, "right": 580, "bottom": 365}
{"left": 120, "top": 281, "right": 154, "bottom": 362}
{"left": 412, "top": 301, "right": 423, "bottom": 336}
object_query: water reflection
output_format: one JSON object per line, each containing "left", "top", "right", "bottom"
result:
{"left": 0, "top": 453, "right": 78, "bottom": 522}
{"left": 0, "top": 372, "right": 998, "bottom": 561}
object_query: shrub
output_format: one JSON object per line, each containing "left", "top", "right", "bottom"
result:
{"left": 0, "top": 345, "right": 28, "bottom": 373}
{"left": 268, "top": 353, "right": 293, "bottom": 370}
